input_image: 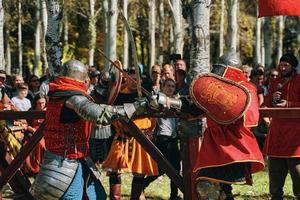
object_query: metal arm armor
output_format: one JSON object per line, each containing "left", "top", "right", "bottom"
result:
{"left": 65, "top": 95, "right": 127, "bottom": 125}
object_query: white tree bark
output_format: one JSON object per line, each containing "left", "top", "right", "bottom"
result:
{"left": 189, "top": 0, "right": 210, "bottom": 80}
{"left": 103, "top": 0, "right": 109, "bottom": 65}
{"left": 105, "top": 0, "right": 118, "bottom": 70}
{"left": 149, "top": 0, "right": 156, "bottom": 68}
{"left": 255, "top": 5, "right": 261, "bottom": 64}
{"left": 4, "top": 26, "right": 11, "bottom": 74}
{"left": 34, "top": 0, "right": 42, "bottom": 76}
{"left": 88, "top": 0, "right": 96, "bottom": 67}
{"left": 277, "top": 16, "right": 284, "bottom": 64}
{"left": 263, "top": 17, "right": 272, "bottom": 68}
{"left": 123, "top": 0, "right": 129, "bottom": 69}
{"left": 41, "top": 0, "right": 48, "bottom": 72}
{"left": 261, "top": 18, "right": 265, "bottom": 67}
{"left": 18, "top": 0, "right": 22, "bottom": 75}
{"left": 0, "top": 0, "right": 5, "bottom": 71}
{"left": 219, "top": 0, "right": 225, "bottom": 56}
{"left": 227, "top": 0, "right": 238, "bottom": 53}
{"left": 169, "top": 0, "right": 184, "bottom": 55}
{"left": 158, "top": 0, "right": 165, "bottom": 65}
{"left": 62, "top": 0, "right": 68, "bottom": 46}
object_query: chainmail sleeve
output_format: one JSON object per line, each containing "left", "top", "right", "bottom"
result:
{"left": 65, "top": 95, "right": 129, "bottom": 125}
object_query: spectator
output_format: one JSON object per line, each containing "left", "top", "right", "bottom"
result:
{"left": 162, "top": 64, "right": 175, "bottom": 81}
{"left": 263, "top": 53, "right": 300, "bottom": 200}
{"left": 242, "top": 65, "right": 252, "bottom": 81}
{"left": 150, "top": 64, "right": 162, "bottom": 94}
{"left": 28, "top": 75, "right": 41, "bottom": 101}
{"left": 175, "top": 69, "right": 188, "bottom": 95}
{"left": 143, "top": 78, "right": 181, "bottom": 200}
{"left": 11, "top": 83, "right": 31, "bottom": 111}
{"left": 9, "top": 74, "right": 25, "bottom": 98}
{"left": 0, "top": 70, "right": 12, "bottom": 109}
{"left": 25, "top": 94, "right": 47, "bottom": 174}
{"left": 175, "top": 59, "right": 187, "bottom": 71}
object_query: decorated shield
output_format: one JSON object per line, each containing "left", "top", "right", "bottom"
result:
{"left": 107, "top": 60, "right": 123, "bottom": 105}
{"left": 190, "top": 73, "right": 251, "bottom": 125}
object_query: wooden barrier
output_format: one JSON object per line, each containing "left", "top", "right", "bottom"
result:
{"left": 0, "top": 108, "right": 299, "bottom": 199}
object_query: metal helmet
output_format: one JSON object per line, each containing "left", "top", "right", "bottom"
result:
{"left": 211, "top": 50, "right": 242, "bottom": 76}
{"left": 215, "top": 50, "right": 242, "bottom": 68}
{"left": 61, "top": 60, "right": 88, "bottom": 82}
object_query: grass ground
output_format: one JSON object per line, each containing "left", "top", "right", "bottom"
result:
{"left": 100, "top": 169, "right": 294, "bottom": 200}
{"left": 1, "top": 168, "right": 294, "bottom": 199}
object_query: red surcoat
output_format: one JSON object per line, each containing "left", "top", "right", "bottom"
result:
{"left": 193, "top": 67, "right": 264, "bottom": 183}
{"left": 44, "top": 77, "right": 92, "bottom": 159}
{"left": 263, "top": 74, "right": 300, "bottom": 157}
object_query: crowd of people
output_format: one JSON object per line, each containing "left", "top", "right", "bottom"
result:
{"left": 0, "top": 53, "right": 299, "bottom": 200}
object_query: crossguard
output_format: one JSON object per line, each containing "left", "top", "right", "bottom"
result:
{"left": 151, "top": 92, "right": 182, "bottom": 110}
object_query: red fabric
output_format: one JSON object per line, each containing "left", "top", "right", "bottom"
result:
{"left": 191, "top": 74, "right": 249, "bottom": 124}
{"left": 49, "top": 76, "right": 88, "bottom": 95}
{"left": 193, "top": 67, "right": 264, "bottom": 183}
{"left": 44, "top": 98, "right": 92, "bottom": 159}
{"left": 263, "top": 74, "right": 300, "bottom": 157}
{"left": 258, "top": 0, "right": 300, "bottom": 17}
{"left": 224, "top": 67, "right": 260, "bottom": 127}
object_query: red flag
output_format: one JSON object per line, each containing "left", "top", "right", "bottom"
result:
{"left": 259, "top": 0, "right": 300, "bottom": 17}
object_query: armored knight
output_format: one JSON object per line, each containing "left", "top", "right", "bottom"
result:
{"left": 30, "top": 60, "right": 147, "bottom": 200}
{"left": 151, "top": 51, "right": 264, "bottom": 200}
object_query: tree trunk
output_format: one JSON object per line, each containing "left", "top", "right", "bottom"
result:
{"left": 46, "top": 0, "right": 62, "bottom": 78}
{"left": 170, "top": 0, "right": 184, "bottom": 56}
{"left": 18, "top": 0, "right": 22, "bottom": 75}
{"left": 103, "top": 0, "right": 109, "bottom": 66}
{"left": 62, "top": 0, "right": 68, "bottom": 47}
{"left": 296, "top": 17, "right": 300, "bottom": 68}
{"left": 219, "top": 0, "right": 225, "bottom": 56}
{"left": 189, "top": 0, "right": 210, "bottom": 80}
{"left": 277, "top": 16, "right": 284, "bottom": 64}
{"left": 263, "top": 17, "right": 272, "bottom": 68}
{"left": 123, "top": 0, "right": 129, "bottom": 69}
{"left": 105, "top": 0, "right": 118, "bottom": 70}
{"left": 255, "top": 4, "right": 261, "bottom": 64}
{"left": 34, "top": 0, "right": 42, "bottom": 76}
{"left": 41, "top": 0, "right": 48, "bottom": 73}
{"left": 0, "top": 0, "right": 5, "bottom": 71}
{"left": 4, "top": 26, "right": 11, "bottom": 74}
{"left": 88, "top": 0, "right": 96, "bottom": 67}
{"left": 158, "top": 0, "right": 165, "bottom": 65}
{"left": 227, "top": 0, "right": 238, "bottom": 53}
{"left": 261, "top": 18, "right": 265, "bottom": 67}
{"left": 149, "top": 0, "right": 156, "bottom": 69}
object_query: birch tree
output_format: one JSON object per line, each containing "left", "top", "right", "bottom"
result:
{"left": 104, "top": 0, "right": 118, "bottom": 70}
{"left": 149, "top": 0, "right": 156, "bottom": 68}
{"left": 123, "top": 0, "right": 129, "bottom": 69}
{"left": 4, "top": 25, "right": 10, "bottom": 73}
{"left": 88, "top": 0, "right": 100, "bottom": 67}
{"left": 41, "top": 0, "right": 48, "bottom": 72}
{"left": 189, "top": 0, "right": 210, "bottom": 79}
{"left": 18, "top": 0, "right": 22, "bottom": 75}
{"left": 255, "top": 4, "right": 261, "bottom": 64}
{"left": 158, "top": 0, "right": 165, "bottom": 65}
{"left": 0, "top": 0, "right": 5, "bottom": 71}
{"left": 263, "top": 17, "right": 272, "bottom": 68}
{"left": 227, "top": 0, "right": 238, "bottom": 53}
{"left": 62, "top": 0, "right": 68, "bottom": 48}
{"left": 277, "top": 16, "right": 284, "bottom": 64}
{"left": 219, "top": 0, "right": 225, "bottom": 56}
{"left": 34, "top": 0, "right": 42, "bottom": 75}
{"left": 168, "top": 0, "right": 184, "bottom": 56}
